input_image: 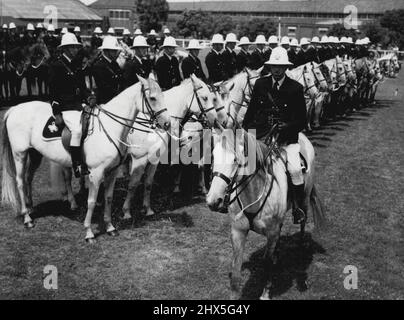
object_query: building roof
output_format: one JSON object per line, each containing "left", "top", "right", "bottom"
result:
{"left": 90, "top": 0, "right": 136, "bottom": 8}
{"left": 2, "top": 0, "right": 102, "bottom": 21}
{"left": 169, "top": 0, "right": 404, "bottom": 14}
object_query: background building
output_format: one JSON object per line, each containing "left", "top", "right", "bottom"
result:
{"left": 168, "top": 0, "right": 404, "bottom": 39}
{"left": 89, "top": 0, "right": 137, "bottom": 35}
{"left": 0, "top": 0, "right": 102, "bottom": 35}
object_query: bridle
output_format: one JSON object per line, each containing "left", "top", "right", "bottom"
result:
{"left": 212, "top": 126, "right": 282, "bottom": 214}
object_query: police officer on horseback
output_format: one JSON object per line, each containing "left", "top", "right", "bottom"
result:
{"left": 155, "top": 36, "right": 182, "bottom": 91}
{"left": 243, "top": 47, "right": 307, "bottom": 224}
{"left": 182, "top": 39, "right": 206, "bottom": 81}
{"left": 206, "top": 34, "right": 227, "bottom": 83}
{"left": 123, "top": 35, "right": 151, "bottom": 89}
{"left": 92, "top": 35, "right": 124, "bottom": 104}
{"left": 49, "top": 33, "right": 95, "bottom": 178}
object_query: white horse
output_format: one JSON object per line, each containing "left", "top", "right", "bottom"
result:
{"left": 122, "top": 75, "right": 222, "bottom": 219}
{"left": 1, "top": 76, "right": 170, "bottom": 243}
{"left": 206, "top": 129, "right": 326, "bottom": 299}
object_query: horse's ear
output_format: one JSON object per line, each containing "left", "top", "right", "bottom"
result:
{"left": 137, "top": 74, "right": 149, "bottom": 89}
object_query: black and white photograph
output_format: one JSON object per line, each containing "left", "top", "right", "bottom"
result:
{"left": 0, "top": 0, "right": 403, "bottom": 303}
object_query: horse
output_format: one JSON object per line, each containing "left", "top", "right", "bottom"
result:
{"left": 26, "top": 39, "right": 51, "bottom": 98}
{"left": 122, "top": 75, "right": 222, "bottom": 219}
{"left": 224, "top": 68, "right": 263, "bottom": 129}
{"left": 309, "top": 61, "right": 329, "bottom": 128}
{"left": 323, "top": 57, "right": 348, "bottom": 118}
{"left": 287, "top": 64, "right": 320, "bottom": 131}
{"left": 1, "top": 76, "right": 171, "bottom": 243}
{"left": 206, "top": 128, "right": 326, "bottom": 299}
{"left": 171, "top": 82, "right": 230, "bottom": 195}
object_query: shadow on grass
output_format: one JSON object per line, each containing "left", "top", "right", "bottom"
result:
{"left": 240, "top": 232, "right": 326, "bottom": 300}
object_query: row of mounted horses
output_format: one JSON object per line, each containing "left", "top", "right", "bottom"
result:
{"left": 0, "top": 49, "right": 395, "bottom": 299}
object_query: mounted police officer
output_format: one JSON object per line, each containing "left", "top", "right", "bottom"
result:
{"left": 250, "top": 35, "right": 267, "bottom": 70}
{"left": 310, "top": 36, "right": 322, "bottom": 64}
{"left": 295, "top": 38, "right": 312, "bottom": 67}
{"left": 122, "top": 29, "right": 132, "bottom": 47}
{"left": 289, "top": 38, "right": 299, "bottom": 65}
{"left": 49, "top": 33, "right": 95, "bottom": 178}
{"left": 243, "top": 47, "right": 307, "bottom": 224}
{"left": 74, "top": 26, "right": 82, "bottom": 43}
{"left": 222, "top": 33, "right": 238, "bottom": 80}
{"left": 318, "top": 35, "right": 330, "bottom": 62}
{"left": 236, "top": 36, "right": 251, "bottom": 73}
{"left": 182, "top": 39, "right": 206, "bottom": 81}
{"left": 91, "top": 27, "right": 103, "bottom": 50}
{"left": 206, "top": 34, "right": 227, "bottom": 83}
{"left": 92, "top": 35, "right": 124, "bottom": 104}
{"left": 122, "top": 35, "right": 151, "bottom": 89}
{"left": 155, "top": 36, "right": 182, "bottom": 91}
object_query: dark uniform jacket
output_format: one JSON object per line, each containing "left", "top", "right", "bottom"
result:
{"left": 205, "top": 50, "right": 226, "bottom": 83}
{"left": 249, "top": 49, "right": 266, "bottom": 70}
{"left": 122, "top": 55, "right": 150, "bottom": 89}
{"left": 181, "top": 54, "right": 206, "bottom": 81}
{"left": 92, "top": 55, "right": 124, "bottom": 104}
{"left": 288, "top": 49, "right": 298, "bottom": 66}
{"left": 295, "top": 49, "right": 315, "bottom": 67}
{"left": 155, "top": 53, "right": 182, "bottom": 91}
{"left": 243, "top": 75, "right": 307, "bottom": 144}
{"left": 236, "top": 49, "right": 250, "bottom": 73}
{"left": 49, "top": 54, "right": 90, "bottom": 116}
{"left": 90, "top": 35, "right": 102, "bottom": 50}
{"left": 221, "top": 48, "right": 237, "bottom": 80}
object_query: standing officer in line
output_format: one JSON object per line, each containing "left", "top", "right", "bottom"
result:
{"left": 155, "top": 36, "right": 182, "bottom": 91}
{"left": 181, "top": 39, "right": 206, "bottom": 81}
{"left": 122, "top": 29, "right": 132, "bottom": 47}
{"left": 74, "top": 26, "right": 82, "bottom": 43}
{"left": 92, "top": 35, "right": 124, "bottom": 105}
{"left": 250, "top": 35, "right": 267, "bottom": 70}
{"left": 205, "top": 34, "right": 227, "bottom": 83}
{"left": 49, "top": 33, "right": 96, "bottom": 178}
{"left": 222, "top": 33, "right": 238, "bottom": 80}
{"left": 122, "top": 35, "right": 151, "bottom": 89}
{"left": 236, "top": 36, "right": 251, "bottom": 73}
{"left": 243, "top": 47, "right": 307, "bottom": 224}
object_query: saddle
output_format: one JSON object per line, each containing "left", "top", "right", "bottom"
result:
{"left": 42, "top": 105, "right": 92, "bottom": 153}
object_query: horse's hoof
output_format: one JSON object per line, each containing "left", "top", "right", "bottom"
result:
{"left": 24, "top": 221, "right": 35, "bottom": 229}
{"left": 107, "top": 230, "right": 119, "bottom": 237}
{"left": 122, "top": 214, "right": 132, "bottom": 220}
{"left": 260, "top": 289, "right": 271, "bottom": 300}
{"left": 145, "top": 210, "right": 155, "bottom": 217}
{"left": 85, "top": 238, "right": 97, "bottom": 244}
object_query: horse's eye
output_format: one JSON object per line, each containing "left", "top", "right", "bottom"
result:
{"left": 203, "top": 97, "right": 208, "bottom": 101}
{"left": 150, "top": 97, "right": 156, "bottom": 102}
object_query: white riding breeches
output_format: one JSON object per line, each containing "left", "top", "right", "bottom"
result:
{"left": 62, "top": 111, "right": 82, "bottom": 147}
{"left": 284, "top": 143, "right": 304, "bottom": 186}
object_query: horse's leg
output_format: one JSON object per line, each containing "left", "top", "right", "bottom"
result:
{"left": 197, "top": 163, "right": 208, "bottom": 195}
{"left": 230, "top": 219, "right": 249, "bottom": 300}
{"left": 14, "top": 151, "right": 34, "bottom": 227}
{"left": 62, "top": 168, "right": 78, "bottom": 211}
{"left": 24, "top": 149, "right": 43, "bottom": 212}
{"left": 83, "top": 169, "right": 103, "bottom": 243}
{"left": 260, "top": 222, "right": 282, "bottom": 300}
{"left": 143, "top": 163, "right": 158, "bottom": 217}
{"left": 173, "top": 165, "right": 182, "bottom": 193}
{"left": 122, "top": 158, "right": 146, "bottom": 220}
{"left": 103, "top": 170, "right": 119, "bottom": 236}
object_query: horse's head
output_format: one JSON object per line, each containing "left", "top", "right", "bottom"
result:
{"left": 211, "top": 83, "right": 230, "bottom": 128}
{"left": 138, "top": 75, "right": 170, "bottom": 131}
{"left": 336, "top": 58, "right": 347, "bottom": 85}
{"left": 207, "top": 129, "right": 259, "bottom": 212}
{"left": 190, "top": 74, "right": 218, "bottom": 129}
{"left": 302, "top": 65, "right": 319, "bottom": 98}
{"left": 310, "top": 62, "right": 328, "bottom": 91}
{"left": 343, "top": 59, "right": 356, "bottom": 82}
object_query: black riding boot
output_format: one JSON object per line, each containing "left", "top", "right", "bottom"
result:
{"left": 70, "top": 146, "right": 87, "bottom": 178}
{"left": 292, "top": 184, "right": 307, "bottom": 225}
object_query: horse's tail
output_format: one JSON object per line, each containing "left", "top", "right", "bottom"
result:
{"left": 309, "top": 185, "right": 327, "bottom": 232}
{"left": 1, "top": 109, "right": 20, "bottom": 211}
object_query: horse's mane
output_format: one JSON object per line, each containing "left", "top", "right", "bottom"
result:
{"left": 219, "top": 129, "right": 272, "bottom": 175}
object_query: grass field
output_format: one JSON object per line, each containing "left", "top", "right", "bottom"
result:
{"left": 0, "top": 72, "right": 403, "bottom": 300}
